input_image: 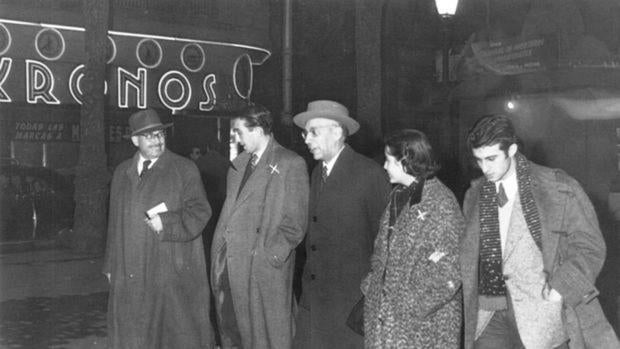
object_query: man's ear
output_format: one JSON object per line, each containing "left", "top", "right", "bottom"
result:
{"left": 131, "top": 136, "right": 139, "bottom": 146}
{"left": 507, "top": 143, "right": 518, "bottom": 157}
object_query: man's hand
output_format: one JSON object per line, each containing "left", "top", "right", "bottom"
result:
{"left": 146, "top": 214, "right": 163, "bottom": 234}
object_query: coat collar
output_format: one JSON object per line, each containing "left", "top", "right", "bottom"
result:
{"left": 323, "top": 144, "right": 353, "bottom": 180}
{"left": 529, "top": 163, "right": 566, "bottom": 270}
{"left": 125, "top": 149, "right": 172, "bottom": 181}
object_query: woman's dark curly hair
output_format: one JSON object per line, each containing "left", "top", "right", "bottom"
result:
{"left": 384, "top": 129, "right": 440, "bottom": 179}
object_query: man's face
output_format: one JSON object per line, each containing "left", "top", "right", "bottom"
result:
{"left": 189, "top": 147, "right": 201, "bottom": 161}
{"left": 132, "top": 130, "right": 166, "bottom": 159}
{"left": 232, "top": 118, "right": 262, "bottom": 154}
{"left": 302, "top": 118, "right": 342, "bottom": 162}
{"left": 472, "top": 143, "right": 517, "bottom": 182}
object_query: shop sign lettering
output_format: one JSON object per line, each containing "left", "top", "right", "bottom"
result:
{"left": 13, "top": 121, "right": 73, "bottom": 142}
{"left": 0, "top": 58, "right": 220, "bottom": 113}
{"left": 11, "top": 121, "right": 137, "bottom": 143}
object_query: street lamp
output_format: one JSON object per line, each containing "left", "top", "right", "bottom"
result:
{"left": 435, "top": 0, "right": 459, "bottom": 83}
{"left": 435, "top": 0, "right": 459, "bottom": 18}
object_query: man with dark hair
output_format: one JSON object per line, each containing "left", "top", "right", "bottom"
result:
{"left": 292, "top": 100, "right": 390, "bottom": 349}
{"left": 104, "top": 109, "right": 214, "bottom": 348}
{"left": 211, "top": 104, "right": 309, "bottom": 349}
{"left": 460, "top": 114, "right": 618, "bottom": 349}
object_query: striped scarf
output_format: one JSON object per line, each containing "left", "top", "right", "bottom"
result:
{"left": 478, "top": 152, "right": 543, "bottom": 296}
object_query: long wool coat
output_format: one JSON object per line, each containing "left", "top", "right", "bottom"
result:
{"left": 295, "top": 145, "right": 391, "bottom": 349}
{"left": 461, "top": 160, "right": 619, "bottom": 349}
{"left": 363, "top": 178, "right": 464, "bottom": 348}
{"left": 211, "top": 138, "right": 309, "bottom": 349}
{"left": 103, "top": 150, "right": 214, "bottom": 349}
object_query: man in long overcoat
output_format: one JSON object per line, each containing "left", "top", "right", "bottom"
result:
{"left": 292, "top": 100, "right": 391, "bottom": 348}
{"left": 211, "top": 105, "right": 309, "bottom": 349}
{"left": 103, "top": 109, "right": 214, "bottom": 349}
{"left": 461, "top": 114, "right": 619, "bottom": 348}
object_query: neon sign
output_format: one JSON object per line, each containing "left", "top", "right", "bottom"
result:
{"left": 0, "top": 57, "right": 221, "bottom": 112}
{"left": 0, "top": 18, "right": 270, "bottom": 113}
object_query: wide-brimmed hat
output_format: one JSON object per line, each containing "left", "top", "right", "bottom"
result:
{"left": 128, "top": 109, "right": 173, "bottom": 136}
{"left": 293, "top": 100, "right": 360, "bottom": 135}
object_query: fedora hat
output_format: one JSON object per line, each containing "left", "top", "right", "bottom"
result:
{"left": 128, "top": 109, "right": 173, "bottom": 137}
{"left": 293, "top": 100, "right": 360, "bottom": 135}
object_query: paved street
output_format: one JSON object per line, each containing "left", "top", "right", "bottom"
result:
{"left": 0, "top": 247, "right": 109, "bottom": 349}
{"left": 0, "top": 243, "right": 618, "bottom": 348}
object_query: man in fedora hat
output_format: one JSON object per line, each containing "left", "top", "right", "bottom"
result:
{"left": 103, "top": 109, "right": 215, "bottom": 348}
{"left": 292, "top": 100, "right": 390, "bottom": 349}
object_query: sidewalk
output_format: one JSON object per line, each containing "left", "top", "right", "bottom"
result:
{"left": 0, "top": 247, "right": 109, "bottom": 348}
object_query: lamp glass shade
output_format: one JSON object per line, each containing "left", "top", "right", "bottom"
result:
{"left": 435, "top": 0, "right": 458, "bottom": 17}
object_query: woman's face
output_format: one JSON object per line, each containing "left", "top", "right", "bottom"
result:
{"left": 383, "top": 149, "right": 409, "bottom": 185}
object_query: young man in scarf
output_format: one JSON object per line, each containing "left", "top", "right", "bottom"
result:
{"left": 460, "top": 114, "right": 619, "bottom": 349}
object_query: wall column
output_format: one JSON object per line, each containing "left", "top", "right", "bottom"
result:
{"left": 355, "top": 0, "right": 385, "bottom": 154}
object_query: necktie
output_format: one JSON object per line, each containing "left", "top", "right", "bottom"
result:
{"left": 140, "top": 160, "right": 151, "bottom": 178}
{"left": 250, "top": 154, "right": 258, "bottom": 172}
{"left": 497, "top": 182, "right": 508, "bottom": 207}
{"left": 321, "top": 164, "right": 328, "bottom": 183}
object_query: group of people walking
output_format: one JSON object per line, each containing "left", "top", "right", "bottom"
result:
{"left": 102, "top": 101, "right": 619, "bottom": 349}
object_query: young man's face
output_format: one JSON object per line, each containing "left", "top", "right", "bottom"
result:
{"left": 231, "top": 118, "right": 262, "bottom": 154}
{"left": 472, "top": 143, "right": 517, "bottom": 182}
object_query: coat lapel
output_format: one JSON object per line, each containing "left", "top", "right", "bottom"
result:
{"left": 322, "top": 145, "right": 351, "bottom": 191}
{"left": 530, "top": 168, "right": 565, "bottom": 272}
{"left": 462, "top": 184, "right": 481, "bottom": 294}
{"left": 310, "top": 145, "right": 351, "bottom": 210}
{"left": 228, "top": 153, "right": 248, "bottom": 203}
{"left": 124, "top": 152, "right": 141, "bottom": 185}
{"left": 234, "top": 139, "right": 277, "bottom": 208}
{"left": 502, "top": 194, "right": 523, "bottom": 262}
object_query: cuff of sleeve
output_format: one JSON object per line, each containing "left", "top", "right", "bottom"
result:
{"left": 549, "top": 265, "right": 598, "bottom": 307}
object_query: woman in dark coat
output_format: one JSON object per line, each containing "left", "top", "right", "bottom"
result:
{"left": 362, "top": 129, "right": 464, "bottom": 348}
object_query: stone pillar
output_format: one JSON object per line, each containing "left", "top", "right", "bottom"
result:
{"left": 355, "top": 0, "right": 385, "bottom": 155}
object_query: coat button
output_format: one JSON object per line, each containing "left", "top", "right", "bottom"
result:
{"left": 312, "top": 216, "right": 317, "bottom": 222}
{"left": 129, "top": 274, "right": 134, "bottom": 278}
{"left": 310, "top": 245, "right": 317, "bottom": 251}
{"left": 502, "top": 274, "right": 510, "bottom": 281}
{"left": 311, "top": 274, "right": 316, "bottom": 280}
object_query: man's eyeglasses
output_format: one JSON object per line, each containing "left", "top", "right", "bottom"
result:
{"left": 140, "top": 130, "right": 166, "bottom": 140}
{"left": 301, "top": 124, "right": 340, "bottom": 139}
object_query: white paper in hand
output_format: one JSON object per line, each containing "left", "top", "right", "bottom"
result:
{"left": 146, "top": 202, "right": 168, "bottom": 219}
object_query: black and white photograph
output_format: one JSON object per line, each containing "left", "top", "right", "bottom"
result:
{"left": 1, "top": 0, "right": 619, "bottom": 348}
